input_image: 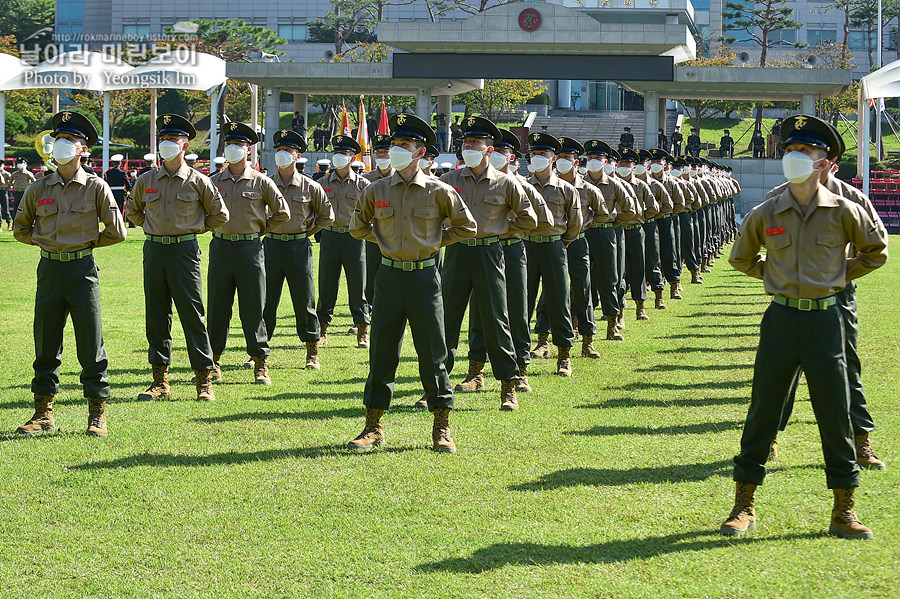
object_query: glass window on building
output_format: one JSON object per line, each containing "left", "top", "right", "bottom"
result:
{"left": 57, "top": 0, "right": 84, "bottom": 22}
{"left": 848, "top": 31, "right": 869, "bottom": 50}
{"left": 888, "top": 32, "right": 897, "bottom": 51}
{"left": 807, "top": 29, "right": 836, "bottom": 46}
{"left": 693, "top": 0, "right": 710, "bottom": 10}
{"left": 123, "top": 25, "right": 151, "bottom": 39}
{"left": 723, "top": 0, "right": 751, "bottom": 37}
{"left": 770, "top": 29, "right": 796, "bottom": 44}
{"left": 278, "top": 24, "right": 308, "bottom": 42}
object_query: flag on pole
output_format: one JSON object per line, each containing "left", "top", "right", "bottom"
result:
{"left": 868, "top": 97, "right": 886, "bottom": 110}
{"left": 377, "top": 101, "right": 389, "bottom": 135}
{"left": 341, "top": 103, "right": 352, "bottom": 137}
{"left": 356, "top": 98, "right": 371, "bottom": 171}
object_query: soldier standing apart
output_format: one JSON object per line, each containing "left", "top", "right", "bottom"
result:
{"left": 127, "top": 115, "right": 228, "bottom": 402}
{"left": 535, "top": 137, "right": 609, "bottom": 357}
{"left": 618, "top": 127, "right": 634, "bottom": 153}
{"left": 13, "top": 111, "right": 126, "bottom": 437}
{"left": 722, "top": 117, "right": 887, "bottom": 540}
{"left": 316, "top": 135, "right": 371, "bottom": 348}
{"left": 208, "top": 122, "right": 290, "bottom": 385}
{"left": 361, "top": 134, "right": 395, "bottom": 313}
{"left": 616, "top": 149, "right": 659, "bottom": 321}
{"left": 103, "top": 154, "right": 131, "bottom": 223}
{"left": 671, "top": 126, "right": 683, "bottom": 156}
{"left": 636, "top": 149, "right": 674, "bottom": 310}
{"left": 348, "top": 114, "right": 476, "bottom": 453}
{"left": 10, "top": 160, "right": 36, "bottom": 217}
{"left": 583, "top": 140, "right": 639, "bottom": 340}
{"left": 436, "top": 116, "right": 536, "bottom": 411}
{"left": 657, "top": 128, "right": 668, "bottom": 151}
{"left": 264, "top": 130, "right": 334, "bottom": 371}
{"left": 525, "top": 132, "right": 582, "bottom": 376}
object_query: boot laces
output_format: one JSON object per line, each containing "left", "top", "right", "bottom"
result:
{"left": 857, "top": 438, "right": 878, "bottom": 460}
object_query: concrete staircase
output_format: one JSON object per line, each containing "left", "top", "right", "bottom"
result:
{"left": 531, "top": 110, "right": 680, "bottom": 147}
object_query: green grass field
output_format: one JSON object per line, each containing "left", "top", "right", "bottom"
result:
{"left": 1, "top": 230, "right": 898, "bottom": 598}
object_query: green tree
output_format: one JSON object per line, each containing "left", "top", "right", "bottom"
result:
{"left": 0, "top": 0, "right": 53, "bottom": 52}
{"left": 680, "top": 47, "right": 756, "bottom": 132}
{"left": 456, "top": 79, "right": 548, "bottom": 123}
{"left": 850, "top": 0, "right": 900, "bottom": 71}
{"left": 817, "top": 0, "right": 854, "bottom": 63}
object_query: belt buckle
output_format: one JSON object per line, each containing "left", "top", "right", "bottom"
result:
{"left": 402, "top": 261, "right": 413, "bottom": 272}
{"left": 230, "top": 234, "right": 240, "bottom": 241}
{"left": 797, "top": 298, "right": 813, "bottom": 311}
{"left": 161, "top": 236, "right": 172, "bottom": 244}
{"left": 60, "top": 253, "right": 71, "bottom": 262}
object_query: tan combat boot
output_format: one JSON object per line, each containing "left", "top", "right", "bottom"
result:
{"left": 654, "top": 289, "right": 667, "bottom": 310}
{"left": 606, "top": 318, "right": 624, "bottom": 341}
{"left": 317, "top": 322, "right": 329, "bottom": 347}
{"left": 194, "top": 369, "right": 216, "bottom": 401}
{"left": 581, "top": 335, "right": 601, "bottom": 358}
{"left": 432, "top": 407, "right": 456, "bottom": 453}
{"left": 532, "top": 332, "right": 551, "bottom": 359}
{"left": 500, "top": 379, "right": 518, "bottom": 411}
{"left": 635, "top": 300, "right": 650, "bottom": 321}
{"left": 241, "top": 357, "right": 254, "bottom": 369}
{"left": 855, "top": 433, "right": 886, "bottom": 470}
{"left": 720, "top": 482, "right": 757, "bottom": 536}
{"left": 16, "top": 394, "right": 56, "bottom": 436}
{"left": 616, "top": 313, "right": 625, "bottom": 331}
{"left": 556, "top": 345, "right": 573, "bottom": 377}
{"left": 690, "top": 269, "right": 703, "bottom": 284}
{"left": 454, "top": 360, "right": 486, "bottom": 393}
{"left": 252, "top": 355, "right": 271, "bottom": 385}
{"left": 572, "top": 314, "right": 580, "bottom": 340}
{"left": 670, "top": 281, "right": 683, "bottom": 300}
{"left": 701, "top": 256, "right": 711, "bottom": 273}
{"left": 86, "top": 398, "right": 108, "bottom": 437}
{"left": 347, "top": 407, "right": 385, "bottom": 451}
{"left": 516, "top": 364, "right": 532, "bottom": 392}
{"left": 356, "top": 323, "right": 369, "bottom": 349}
{"left": 137, "top": 364, "right": 170, "bottom": 401}
{"left": 305, "top": 340, "right": 320, "bottom": 370}
{"left": 212, "top": 354, "right": 223, "bottom": 382}
{"left": 768, "top": 440, "right": 778, "bottom": 462}
{"left": 829, "top": 488, "right": 874, "bottom": 540}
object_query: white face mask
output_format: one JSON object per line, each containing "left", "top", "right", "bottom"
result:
{"left": 650, "top": 163, "right": 664, "bottom": 174}
{"left": 224, "top": 144, "right": 246, "bottom": 163}
{"left": 587, "top": 159, "right": 604, "bottom": 173}
{"left": 616, "top": 166, "right": 632, "bottom": 178}
{"left": 375, "top": 158, "right": 392, "bottom": 171}
{"left": 555, "top": 158, "right": 574, "bottom": 175}
{"left": 634, "top": 164, "right": 647, "bottom": 176}
{"left": 782, "top": 150, "right": 820, "bottom": 184}
{"left": 332, "top": 153, "right": 351, "bottom": 169}
{"left": 275, "top": 150, "right": 295, "bottom": 168}
{"left": 670, "top": 169, "right": 682, "bottom": 178}
{"left": 530, "top": 155, "right": 551, "bottom": 172}
{"left": 461, "top": 149, "right": 484, "bottom": 169}
{"left": 689, "top": 169, "right": 698, "bottom": 177}
{"left": 418, "top": 158, "right": 432, "bottom": 170}
{"left": 52, "top": 138, "right": 79, "bottom": 165}
{"left": 389, "top": 146, "right": 414, "bottom": 170}
{"left": 489, "top": 152, "right": 510, "bottom": 170}
{"left": 158, "top": 140, "right": 182, "bottom": 162}
{"left": 603, "top": 163, "right": 615, "bottom": 176}
{"left": 578, "top": 166, "right": 587, "bottom": 176}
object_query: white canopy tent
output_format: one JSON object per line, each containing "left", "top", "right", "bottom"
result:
{"left": 858, "top": 59, "right": 900, "bottom": 196}
{"left": 0, "top": 53, "right": 35, "bottom": 161}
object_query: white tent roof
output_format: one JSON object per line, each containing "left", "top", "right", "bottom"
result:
{"left": 1, "top": 50, "right": 132, "bottom": 92}
{"left": 0, "top": 54, "right": 33, "bottom": 90}
{"left": 101, "top": 49, "right": 226, "bottom": 93}
{"left": 860, "top": 58, "right": 900, "bottom": 99}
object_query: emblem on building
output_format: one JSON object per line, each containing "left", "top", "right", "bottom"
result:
{"left": 518, "top": 8, "right": 541, "bottom": 32}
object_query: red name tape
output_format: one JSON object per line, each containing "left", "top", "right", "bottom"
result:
{"left": 454, "top": 187, "right": 463, "bottom": 193}
{"left": 323, "top": 188, "right": 333, "bottom": 193}
{"left": 38, "top": 199, "right": 53, "bottom": 205}
{"left": 374, "top": 201, "right": 389, "bottom": 208}
{"left": 145, "top": 187, "right": 157, "bottom": 193}
{"left": 766, "top": 227, "right": 785, "bottom": 236}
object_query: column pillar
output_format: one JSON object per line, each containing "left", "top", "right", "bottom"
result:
{"left": 415, "top": 89, "right": 431, "bottom": 122}
{"left": 643, "top": 91, "right": 660, "bottom": 150}
{"left": 437, "top": 94, "right": 452, "bottom": 152}
{"left": 557, "top": 80, "right": 571, "bottom": 109}
{"left": 293, "top": 93, "right": 309, "bottom": 139}
{"left": 263, "top": 86, "right": 280, "bottom": 173}
{"left": 658, "top": 95, "right": 668, "bottom": 141}
{"left": 250, "top": 84, "right": 259, "bottom": 166}
{"left": 800, "top": 94, "right": 815, "bottom": 115}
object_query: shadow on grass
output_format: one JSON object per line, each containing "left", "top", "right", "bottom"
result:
{"left": 577, "top": 396, "right": 746, "bottom": 409}
{"left": 568, "top": 421, "right": 743, "bottom": 437}
{"left": 634, "top": 364, "right": 751, "bottom": 372}
{"left": 611, "top": 380, "right": 750, "bottom": 392}
{"left": 660, "top": 332, "right": 756, "bottom": 340}
{"left": 701, "top": 323, "right": 758, "bottom": 329}
{"left": 509, "top": 461, "right": 733, "bottom": 491}
{"left": 68, "top": 444, "right": 418, "bottom": 470}
{"left": 195, "top": 407, "right": 363, "bottom": 423}
{"left": 658, "top": 346, "right": 754, "bottom": 354}
{"left": 414, "top": 531, "right": 827, "bottom": 572}
{"left": 679, "top": 312, "right": 757, "bottom": 318}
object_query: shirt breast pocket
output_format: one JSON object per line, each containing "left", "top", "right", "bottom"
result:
{"left": 176, "top": 191, "right": 200, "bottom": 224}
{"left": 242, "top": 190, "right": 263, "bottom": 202}
{"left": 70, "top": 199, "right": 100, "bottom": 237}
{"left": 764, "top": 232, "right": 791, "bottom": 252}
{"left": 412, "top": 205, "right": 439, "bottom": 240}
{"left": 484, "top": 194, "right": 506, "bottom": 207}
{"left": 142, "top": 191, "right": 161, "bottom": 204}
{"left": 374, "top": 204, "right": 395, "bottom": 239}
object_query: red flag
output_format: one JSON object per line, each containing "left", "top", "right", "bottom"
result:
{"left": 377, "top": 102, "right": 389, "bottom": 135}
{"left": 341, "top": 103, "right": 352, "bottom": 137}
{"left": 356, "top": 99, "right": 371, "bottom": 171}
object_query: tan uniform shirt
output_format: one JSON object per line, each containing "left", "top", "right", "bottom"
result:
{"left": 729, "top": 186, "right": 887, "bottom": 299}
{"left": 652, "top": 172, "right": 686, "bottom": 215}
{"left": 699, "top": 177, "right": 718, "bottom": 205}
{"left": 682, "top": 177, "right": 707, "bottom": 211}
{"left": 351, "top": 169, "right": 477, "bottom": 262}
{"left": 640, "top": 174, "right": 673, "bottom": 216}
{"left": 527, "top": 172, "right": 583, "bottom": 243}
{"left": 270, "top": 168, "right": 334, "bottom": 235}
{"left": 210, "top": 164, "right": 289, "bottom": 235}
{"left": 14, "top": 167, "right": 126, "bottom": 252}
{"left": 561, "top": 172, "right": 611, "bottom": 232}
{"left": 0, "top": 168, "right": 8, "bottom": 188}
{"left": 513, "top": 172, "right": 554, "bottom": 238}
{"left": 127, "top": 163, "right": 229, "bottom": 235}
{"left": 10, "top": 170, "right": 36, "bottom": 191}
{"left": 440, "top": 165, "right": 537, "bottom": 239}
{"left": 585, "top": 171, "right": 640, "bottom": 227}
{"left": 618, "top": 175, "right": 659, "bottom": 223}
{"left": 322, "top": 169, "right": 369, "bottom": 228}
{"left": 363, "top": 166, "right": 394, "bottom": 183}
